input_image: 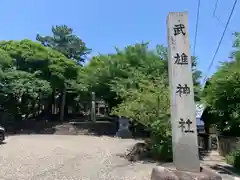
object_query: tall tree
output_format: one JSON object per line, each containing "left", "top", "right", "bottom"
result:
{"left": 36, "top": 25, "right": 90, "bottom": 120}
{"left": 83, "top": 42, "right": 202, "bottom": 109}
{"left": 36, "top": 25, "right": 91, "bottom": 64}
{"left": 0, "top": 40, "right": 79, "bottom": 124}
{"left": 202, "top": 32, "right": 240, "bottom": 135}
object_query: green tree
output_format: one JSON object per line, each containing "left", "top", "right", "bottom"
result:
{"left": 0, "top": 40, "right": 79, "bottom": 87}
{"left": 81, "top": 42, "right": 202, "bottom": 160}
{"left": 202, "top": 33, "right": 240, "bottom": 135}
{"left": 36, "top": 25, "right": 90, "bottom": 120}
{"left": 0, "top": 39, "right": 80, "bottom": 126}
{"left": 0, "top": 69, "right": 52, "bottom": 120}
{"left": 83, "top": 43, "right": 167, "bottom": 108}
{"left": 111, "top": 72, "right": 172, "bottom": 160}
{"left": 84, "top": 42, "right": 202, "bottom": 109}
{"left": 36, "top": 25, "right": 91, "bottom": 64}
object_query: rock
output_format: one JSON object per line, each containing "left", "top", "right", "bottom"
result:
{"left": 126, "top": 142, "right": 150, "bottom": 161}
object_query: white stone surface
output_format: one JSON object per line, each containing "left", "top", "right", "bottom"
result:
{"left": 167, "top": 12, "right": 200, "bottom": 172}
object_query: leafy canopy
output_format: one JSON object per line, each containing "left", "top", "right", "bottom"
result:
{"left": 0, "top": 39, "right": 81, "bottom": 122}
{"left": 36, "top": 25, "right": 91, "bottom": 64}
{"left": 202, "top": 33, "right": 240, "bottom": 135}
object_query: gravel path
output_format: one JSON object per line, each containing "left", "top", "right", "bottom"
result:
{"left": 0, "top": 135, "right": 156, "bottom": 180}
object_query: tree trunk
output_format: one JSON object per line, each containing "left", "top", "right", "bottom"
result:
{"left": 60, "top": 87, "right": 66, "bottom": 122}
{"left": 50, "top": 89, "right": 55, "bottom": 115}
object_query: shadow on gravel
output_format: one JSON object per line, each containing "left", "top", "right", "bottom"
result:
{"left": 0, "top": 141, "right": 6, "bottom": 145}
{"left": 209, "top": 164, "right": 240, "bottom": 176}
{"left": 199, "top": 147, "right": 210, "bottom": 160}
{"left": 5, "top": 120, "right": 59, "bottom": 136}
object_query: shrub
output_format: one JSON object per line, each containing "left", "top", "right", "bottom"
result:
{"left": 226, "top": 150, "right": 240, "bottom": 168}
{"left": 150, "top": 120, "right": 172, "bottom": 162}
{"left": 111, "top": 73, "right": 173, "bottom": 162}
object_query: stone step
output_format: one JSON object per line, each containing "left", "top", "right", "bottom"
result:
{"left": 54, "top": 124, "right": 78, "bottom": 135}
{"left": 200, "top": 150, "right": 225, "bottom": 161}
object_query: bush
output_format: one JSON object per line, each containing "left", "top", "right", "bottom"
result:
{"left": 150, "top": 120, "right": 173, "bottom": 162}
{"left": 150, "top": 141, "right": 172, "bottom": 162}
{"left": 110, "top": 72, "right": 173, "bottom": 162}
{"left": 226, "top": 150, "right": 240, "bottom": 168}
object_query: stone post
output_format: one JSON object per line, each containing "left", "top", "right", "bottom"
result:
{"left": 167, "top": 11, "right": 200, "bottom": 172}
{"left": 91, "top": 92, "right": 96, "bottom": 122}
{"left": 151, "top": 12, "right": 222, "bottom": 179}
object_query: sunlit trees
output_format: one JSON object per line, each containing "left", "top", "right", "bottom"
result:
{"left": 202, "top": 33, "right": 240, "bottom": 136}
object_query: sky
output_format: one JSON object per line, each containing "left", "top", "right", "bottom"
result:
{"left": 0, "top": 0, "right": 239, "bottom": 81}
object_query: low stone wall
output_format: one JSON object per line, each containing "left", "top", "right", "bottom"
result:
{"left": 43, "top": 121, "right": 118, "bottom": 136}
{"left": 70, "top": 121, "right": 118, "bottom": 136}
{"left": 218, "top": 136, "right": 240, "bottom": 156}
{"left": 198, "top": 134, "right": 240, "bottom": 156}
{"left": 4, "top": 118, "right": 119, "bottom": 136}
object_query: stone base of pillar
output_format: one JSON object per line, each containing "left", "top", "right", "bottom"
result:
{"left": 115, "top": 129, "right": 132, "bottom": 138}
{"left": 151, "top": 166, "right": 222, "bottom": 180}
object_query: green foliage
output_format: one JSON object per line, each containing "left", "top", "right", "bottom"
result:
{"left": 0, "top": 39, "right": 82, "bottom": 124}
{"left": 111, "top": 73, "right": 170, "bottom": 129}
{"left": 89, "top": 43, "right": 169, "bottom": 157}
{"left": 150, "top": 137, "right": 173, "bottom": 162}
{"left": 0, "top": 49, "right": 12, "bottom": 69}
{"left": 0, "top": 27, "right": 203, "bottom": 163}
{"left": 80, "top": 42, "right": 202, "bottom": 160}
{"left": 36, "top": 25, "right": 89, "bottom": 121}
{"left": 36, "top": 25, "right": 91, "bottom": 64}
{"left": 202, "top": 61, "right": 240, "bottom": 131}
{"left": 226, "top": 150, "right": 240, "bottom": 168}
{"left": 84, "top": 43, "right": 201, "bottom": 108}
{"left": 83, "top": 43, "right": 167, "bottom": 108}
{"left": 202, "top": 33, "right": 240, "bottom": 135}
{"left": 0, "top": 39, "right": 80, "bottom": 86}
{"left": 0, "top": 69, "right": 52, "bottom": 119}
{"left": 110, "top": 69, "right": 172, "bottom": 160}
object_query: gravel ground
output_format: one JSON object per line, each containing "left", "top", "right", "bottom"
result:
{"left": 0, "top": 135, "right": 157, "bottom": 180}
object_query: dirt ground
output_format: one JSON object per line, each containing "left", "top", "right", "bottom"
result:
{"left": 0, "top": 135, "right": 156, "bottom": 180}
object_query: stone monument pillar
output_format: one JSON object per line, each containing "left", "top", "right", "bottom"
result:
{"left": 150, "top": 12, "right": 222, "bottom": 180}
{"left": 167, "top": 11, "right": 200, "bottom": 173}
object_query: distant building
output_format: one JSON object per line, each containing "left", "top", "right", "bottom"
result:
{"left": 196, "top": 103, "right": 205, "bottom": 133}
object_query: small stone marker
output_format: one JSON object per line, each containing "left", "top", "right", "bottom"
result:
{"left": 91, "top": 92, "right": 96, "bottom": 122}
{"left": 115, "top": 116, "right": 132, "bottom": 138}
{"left": 167, "top": 12, "right": 200, "bottom": 172}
